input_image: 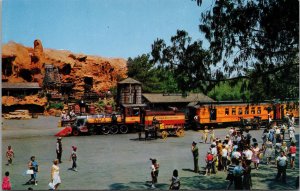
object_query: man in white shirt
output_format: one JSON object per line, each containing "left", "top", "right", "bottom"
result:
{"left": 276, "top": 151, "right": 288, "bottom": 183}
{"left": 221, "top": 145, "right": 228, "bottom": 171}
{"left": 211, "top": 144, "right": 217, "bottom": 174}
{"left": 243, "top": 147, "right": 253, "bottom": 164}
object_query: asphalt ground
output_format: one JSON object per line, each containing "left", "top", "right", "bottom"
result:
{"left": 2, "top": 116, "right": 299, "bottom": 190}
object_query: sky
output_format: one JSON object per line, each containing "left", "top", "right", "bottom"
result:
{"left": 2, "top": 0, "right": 212, "bottom": 59}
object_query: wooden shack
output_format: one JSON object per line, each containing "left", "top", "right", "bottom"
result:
{"left": 117, "top": 78, "right": 142, "bottom": 105}
{"left": 2, "top": 82, "right": 41, "bottom": 97}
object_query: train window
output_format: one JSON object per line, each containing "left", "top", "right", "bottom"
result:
{"left": 225, "top": 108, "right": 229, "bottom": 115}
{"left": 251, "top": 107, "right": 255, "bottom": 114}
{"left": 245, "top": 108, "right": 249, "bottom": 114}
{"left": 238, "top": 108, "right": 243, "bottom": 115}
{"left": 132, "top": 108, "right": 140, "bottom": 116}
{"left": 257, "top": 107, "right": 261, "bottom": 114}
{"left": 232, "top": 108, "right": 236, "bottom": 115}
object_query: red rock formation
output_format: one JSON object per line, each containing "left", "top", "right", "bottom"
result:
{"left": 2, "top": 40, "right": 128, "bottom": 93}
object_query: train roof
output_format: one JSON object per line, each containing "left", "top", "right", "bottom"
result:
{"left": 190, "top": 100, "right": 299, "bottom": 108}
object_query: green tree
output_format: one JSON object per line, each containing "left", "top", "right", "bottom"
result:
{"left": 127, "top": 54, "right": 161, "bottom": 93}
{"left": 208, "top": 81, "right": 250, "bottom": 101}
{"left": 151, "top": 30, "right": 212, "bottom": 94}
{"left": 197, "top": 0, "right": 299, "bottom": 100}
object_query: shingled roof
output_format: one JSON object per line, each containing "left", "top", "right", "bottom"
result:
{"left": 2, "top": 82, "right": 41, "bottom": 89}
{"left": 142, "top": 93, "right": 214, "bottom": 103}
{"left": 118, "top": 77, "right": 141, "bottom": 84}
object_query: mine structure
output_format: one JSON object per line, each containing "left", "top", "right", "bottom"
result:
{"left": 43, "top": 63, "right": 63, "bottom": 100}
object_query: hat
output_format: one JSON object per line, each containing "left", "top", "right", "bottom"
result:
{"left": 72, "top": 146, "right": 77, "bottom": 150}
{"left": 150, "top": 158, "right": 157, "bottom": 162}
{"left": 57, "top": 137, "right": 62, "bottom": 140}
{"left": 192, "top": 141, "right": 197, "bottom": 145}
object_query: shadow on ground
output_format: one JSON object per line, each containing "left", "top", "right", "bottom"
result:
{"left": 109, "top": 181, "right": 169, "bottom": 190}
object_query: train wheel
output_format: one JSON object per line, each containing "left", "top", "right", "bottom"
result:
{"left": 110, "top": 125, "right": 119, "bottom": 134}
{"left": 119, "top": 125, "right": 128, "bottom": 134}
{"left": 72, "top": 129, "right": 80, "bottom": 136}
{"left": 101, "top": 126, "right": 110, "bottom": 135}
{"left": 161, "top": 131, "right": 168, "bottom": 140}
{"left": 176, "top": 128, "right": 185, "bottom": 137}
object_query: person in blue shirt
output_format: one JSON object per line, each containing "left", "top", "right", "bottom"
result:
{"left": 26, "top": 156, "right": 39, "bottom": 185}
{"left": 233, "top": 159, "right": 244, "bottom": 190}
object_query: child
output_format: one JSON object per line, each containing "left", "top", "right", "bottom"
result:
{"left": 6, "top": 146, "right": 14, "bottom": 166}
{"left": 289, "top": 142, "right": 297, "bottom": 169}
{"left": 204, "top": 151, "right": 214, "bottom": 176}
{"left": 2, "top": 171, "right": 11, "bottom": 190}
{"left": 150, "top": 158, "right": 159, "bottom": 189}
{"left": 169, "top": 169, "right": 180, "bottom": 190}
{"left": 69, "top": 146, "right": 78, "bottom": 171}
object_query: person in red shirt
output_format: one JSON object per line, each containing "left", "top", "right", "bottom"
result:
{"left": 289, "top": 142, "right": 297, "bottom": 169}
{"left": 2, "top": 171, "right": 11, "bottom": 190}
{"left": 204, "top": 150, "right": 214, "bottom": 176}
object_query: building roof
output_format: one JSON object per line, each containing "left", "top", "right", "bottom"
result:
{"left": 121, "top": 103, "right": 147, "bottom": 108}
{"left": 118, "top": 77, "right": 141, "bottom": 85}
{"left": 142, "top": 93, "right": 214, "bottom": 103}
{"left": 2, "top": 82, "right": 41, "bottom": 89}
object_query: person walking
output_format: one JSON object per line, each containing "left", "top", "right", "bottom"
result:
{"left": 243, "top": 160, "right": 252, "bottom": 190}
{"left": 50, "top": 159, "right": 61, "bottom": 190}
{"left": 6, "top": 145, "right": 14, "bottom": 166}
{"left": 191, "top": 142, "right": 199, "bottom": 173}
{"left": 69, "top": 146, "right": 78, "bottom": 171}
{"left": 150, "top": 158, "right": 159, "bottom": 189}
{"left": 233, "top": 159, "right": 244, "bottom": 190}
{"left": 264, "top": 139, "right": 273, "bottom": 165}
{"left": 275, "top": 151, "right": 288, "bottom": 183}
{"left": 26, "top": 156, "right": 39, "bottom": 185}
{"left": 204, "top": 150, "right": 214, "bottom": 176}
{"left": 288, "top": 125, "right": 296, "bottom": 143}
{"left": 56, "top": 137, "right": 63, "bottom": 163}
{"left": 226, "top": 158, "right": 236, "bottom": 190}
{"left": 169, "top": 169, "right": 180, "bottom": 190}
{"left": 261, "top": 129, "right": 269, "bottom": 144}
{"left": 289, "top": 142, "right": 297, "bottom": 170}
{"left": 252, "top": 143, "right": 260, "bottom": 170}
{"left": 211, "top": 144, "right": 218, "bottom": 174}
{"left": 202, "top": 126, "right": 210, "bottom": 143}
{"left": 209, "top": 127, "right": 215, "bottom": 143}
{"left": 221, "top": 145, "right": 228, "bottom": 171}
{"left": 2, "top": 171, "right": 12, "bottom": 190}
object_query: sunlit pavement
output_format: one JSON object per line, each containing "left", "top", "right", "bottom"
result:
{"left": 2, "top": 116, "right": 299, "bottom": 190}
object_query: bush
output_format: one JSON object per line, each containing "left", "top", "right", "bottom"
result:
{"left": 48, "top": 102, "right": 64, "bottom": 110}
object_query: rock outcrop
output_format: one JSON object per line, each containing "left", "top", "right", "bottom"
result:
{"left": 2, "top": 40, "right": 128, "bottom": 93}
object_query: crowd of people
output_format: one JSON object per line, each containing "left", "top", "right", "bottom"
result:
{"left": 197, "top": 116, "right": 298, "bottom": 190}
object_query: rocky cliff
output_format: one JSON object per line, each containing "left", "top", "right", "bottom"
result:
{"left": 2, "top": 40, "right": 128, "bottom": 93}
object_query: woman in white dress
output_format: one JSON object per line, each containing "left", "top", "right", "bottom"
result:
{"left": 51, "top": 159, "right": 61, "bottom": 190}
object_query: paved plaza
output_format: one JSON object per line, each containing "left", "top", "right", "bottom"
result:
{"left": 2, "top": 116, "right": 299, "bottom": 190}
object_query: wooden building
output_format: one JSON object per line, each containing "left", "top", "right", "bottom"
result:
{"left": 117, "top": 78, "right": 143, "bottom": 105}
{"left": 2, "top": 82, "right": 41, "bottom": 97}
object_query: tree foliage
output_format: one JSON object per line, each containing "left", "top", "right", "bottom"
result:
{"left": 208, "top": 81, "right": 250, "bottom": 101}
{"left": 198, "top": 0, "right": 299, "bottom": 100}
{"left": 151, "top": 30, "right": 212, "bottom": 94}
{"left": 127, "top": 54, "right": 179, "bottom": 93}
